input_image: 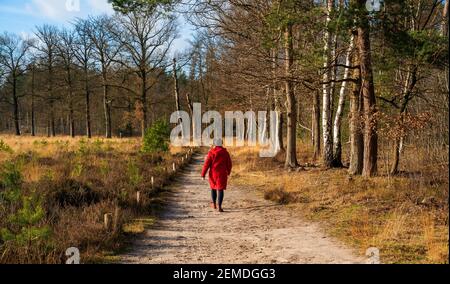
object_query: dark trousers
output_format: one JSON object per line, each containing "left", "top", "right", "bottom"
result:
{"left": 211, "top": 190, "right": 224, "bottom": 208}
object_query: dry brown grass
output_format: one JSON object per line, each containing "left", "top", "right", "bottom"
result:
{"left": 229, "top": 142, "right": 449, "bottom": 264}
{"left": 0, "top": 135, "right": 193, "bottom": 264}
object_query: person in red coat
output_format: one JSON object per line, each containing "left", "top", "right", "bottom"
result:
{"left": 201, "top": 138, "right": 232, "bottom": 212}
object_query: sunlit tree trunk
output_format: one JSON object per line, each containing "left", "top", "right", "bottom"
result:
{"left": 284, "top": 23, "right": 299, "bottom": 168}
{"left": 322, "top": 0, "right": 334, "bottom": 168}
{"left": 357, "top": 0, "right": 378, "bottom": 177}
{"left": 442, "top": 0, "right": 449, "bottom": 37}
{"left": 348, "top": 39, "right": 364, "bottom": 175}
{"left": 333, "top": 35, "right": 354, "bottom": 166}
{"left": 312, "top": 89, "right": 321, "bottom": 161}
{"left": 272, "top": 48, "right": 284, "bottom": 152}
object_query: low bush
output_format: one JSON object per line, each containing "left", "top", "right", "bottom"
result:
{"left": 142, "top": 120, "right": 170, "bottom": 153}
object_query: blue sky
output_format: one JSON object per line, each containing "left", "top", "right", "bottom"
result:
{"left": 0, "top": 0, "right": 195, "bottom": 54}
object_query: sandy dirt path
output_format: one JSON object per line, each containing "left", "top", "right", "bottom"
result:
{"left": 120, "top": 153, "right": 364, "bottom": 264}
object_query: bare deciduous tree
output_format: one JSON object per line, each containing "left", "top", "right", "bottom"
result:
{"left": 0, "top": 32, "right": 33, "bottom": 135}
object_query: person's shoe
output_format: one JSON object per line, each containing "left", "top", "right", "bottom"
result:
{"left": 218, "top": 208, "right": 224, "bottom": 213}
{"left": 210, "top": 202, "right": 217, "bottom": 210}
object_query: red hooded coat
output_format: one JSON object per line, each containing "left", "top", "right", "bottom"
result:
{"left": 201, "top": 147, "right": 232, "bottom": 190}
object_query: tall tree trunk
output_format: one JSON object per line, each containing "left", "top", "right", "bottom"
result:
{"left": 284, "top": 24, "right": 299, "bottom": 169}
{"left": 272, "top": 48, "right": 284, "bottom": 152}
{"left": 186, "top": 93, "right": 193, "bottom": 115}
{"left": 173, "top": 58, "right": 184, "bottom": 139}
{"left": 322, "top": 0, "right": 334, "bottom": 168}
{"left": 48, "top": 56, "right": 56, "bottom": 137}
{"left": 49, "top": 100, "right": 56, "bottom": 137}
{"left": 173, "top": 58, "right": 181, "bottom": 113}
{"left": 31, "top": 67, "right": 36, "bottom": 137}
{"left": 186, "top": 92, "right": 195, "bottom": 143}
{"left": 84, "top": 68, "right": 92, "bottom": 139}
{"left": 312, "top": 89, "right": 321, "bottom": 161}
{"left": 103, "top": 72, "right": 112, "bottom": 139}
{"left": 333, "top": 35, "right": 355, "bottom": 166}
{"left": 442, "top": 0, "right": 449, "bottom": 37}
{"left": 61, "top": 117, "right": 66, "bottom": 135}
{"left": 348, "top": 39, "right": 364, "bottom": 175}
{"left": 12, "top": 77, "right": 20, "bottom": 136}
{"left": 67, "top": 68, "right": 75, "bottom": 138}
{"left": 277, "top": 111, "right": 284, "bottom": 152}
{"left": 69, "top": 90, "right": 75, "bottom": 138}
{"left": 390, "top": 135, "right": 403, "bottom": 176}
{"left": 141, "top": 71, "right": 148, "bottom": 138}
{"left": 47, "top": 119, "right": 51, "bottom": 137}
{"left": 357, "top": 0, "right": 378, "bottom": 177}
{"left": 127, "top": 95, "right": 134, "bottom": 136}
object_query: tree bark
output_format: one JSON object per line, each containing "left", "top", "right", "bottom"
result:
{"left": 284, "top": 24, "right": 299, "bottom": 169}
{"left": 69, "top": 89, "right": 75, "bottom": 138}
{"left": 31, "top": 66, "right": 36, "bottom": 137}
{"left": 84, "top": 67, "right": 92, "bottom": 139}
{"left": 357, "top": 1, "right": 378, "bottom": 177}
{"left": 49, "top": 100, "right": 56, "bottom": 137}
{"left": 332, "top": 35, "right": 355, "bottom": 166}
{"left": 173, "top": 58, "right": 181, "bottom": 113}
{"left": 322, "top": 0, "right": 334, "bottom": 168}
{"left": 312, "top": 89, "right": 321, "bottom": 161}
{"left": 48, "top": 53, "right": 56, "bottom": 137}
{"left": 103, "top": 71, "right": 112, "bottom": 139}
{"left": 141, "top": 70, "right": 148, "bottom": 138}
{"left": 12, "top": 77, "right": 20, "bottom": 136}
{"left": 348, "top": 39, "right": 364, "bottom": 175}
{"left": 47, "top": 119, "right": 51, "bottom": 137}
{"left": 66, "top": 67, "right": 75, "bottom": 138}
{"left": 442, "top": 0, "right": 449, "bottom": 37}
{"left": 272, "top": 48, "right": 284, "bottom": 152}
{"left": 186, "top": 93, "right": 193, "bottom": 115}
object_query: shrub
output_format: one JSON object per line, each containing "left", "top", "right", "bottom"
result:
{"left": 0, "top": 163, "right": 51, "bottom": 262}
{"left": 0, "top": 161, "right": 23, "bottom": 203}
{"left": 1, "top": 194, "right": 51, "bottom": 246}
{"left": 0, "top": 140, "right": 13, "bottom": 154}
{"left": 142, "top": 120, "right": 171, "bottom": 153}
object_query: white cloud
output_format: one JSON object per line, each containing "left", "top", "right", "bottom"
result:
{"left": 87, "top": 0, "right": 114, "bottom": 14}
{"left": 0, "top": 4, "right": 34, "bottom": 16}
{"left": 22, "top": 0, "right": 112, "bottom": 22}
{"left": 31, "top": 0, "right": 67, "bottom": 19}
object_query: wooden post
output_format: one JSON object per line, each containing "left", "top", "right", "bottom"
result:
{"left": 104, "top": 213, "right": 112, "bottom": 230}
{"left": 173, "top": 163, "right": 176, "bottom": 172}
{"left": 113, "top": 206, "right": 120, "bottom": 232}
{"left": 136, "top": 191, "right": 141, "bottom": 204}
{"left": 151, "top": 176, "right": 154, "bottom": 189}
